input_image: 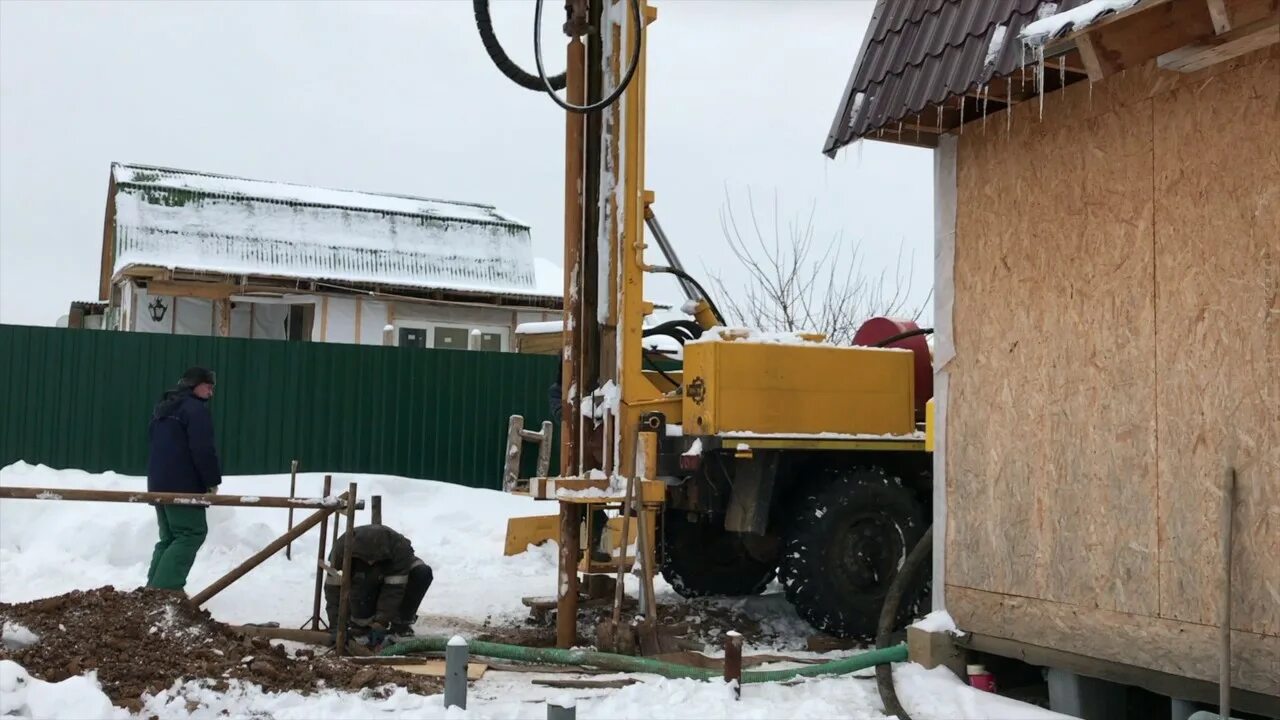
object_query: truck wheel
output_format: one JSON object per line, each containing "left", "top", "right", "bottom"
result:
{"left": 659, "top": 511, "right": 777, "bottom": 598}
{"left": 779, "top": 466, "right": 927, "bottom": 640}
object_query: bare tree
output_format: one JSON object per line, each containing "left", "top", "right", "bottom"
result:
{"left": 705, "top": 188, "right": 930, "bottom": 345}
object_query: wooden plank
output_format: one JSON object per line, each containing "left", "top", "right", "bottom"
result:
{"left": 957, "top": 632, "right": 1280, "bottom": 718}
{"left": 389, "top": 660, "right": 487, "bottom": 681}
{"left": 947, "top": 586, "right": 1280, "bottom": 696}
{"left": 0, "top": 486, "right": 363, "bottom": 510}
{"left": 1047, "top": 0, "right": 1218, "bottom": 79}
{"left": 1157, "top": 12, "right": 1279, "bottom": 72}
{"left": 534, "top": 678, "right": 638, "bottom": 689}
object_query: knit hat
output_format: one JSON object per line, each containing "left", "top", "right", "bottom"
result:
{"left": 179, "top": 366, "right": 216, "bottom": 388}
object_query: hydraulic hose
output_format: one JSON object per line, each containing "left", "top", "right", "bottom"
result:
{"left": 649, "top": 267, "right": 726, "bottom": 325}
{"left": 875, "top": 525, "right": 934, "bottom": 720}
{"left": 473, "top": 0, "right": 566, "bottom": 91}
{"left": 873, "top": 327, "right": 934, "bottom": 348}
{"left": 534, "top": 0, "right": 643, "bottom": 114}
{"left": 379, "top": 636, "right": 907, "bottom": 683}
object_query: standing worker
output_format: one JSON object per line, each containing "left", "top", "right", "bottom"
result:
{"left": 324, "top": 524, "right": 433, "bottom": 649}
{"left": 145, "top": 366, "right": 222, "bottom": 593}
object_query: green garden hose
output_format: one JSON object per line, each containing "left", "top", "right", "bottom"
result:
{"left": 379, "top": 636, "right": 906, "bottom": 684}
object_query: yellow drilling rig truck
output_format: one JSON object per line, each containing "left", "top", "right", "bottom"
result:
{"left": 480, "top": 0, "right": 936, "bottom": 651}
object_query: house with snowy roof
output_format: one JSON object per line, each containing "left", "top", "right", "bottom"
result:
{"left": 88, "top": 163, "right": 562, "bottom": 351}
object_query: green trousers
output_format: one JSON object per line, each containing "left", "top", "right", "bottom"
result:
{"left": 147, "top": 506, "right": 208, "bottom": 591}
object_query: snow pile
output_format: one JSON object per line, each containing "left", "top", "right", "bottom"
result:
{"left": 911, "top": 610, "right": 963, "bottom": 636}
{"left": 0, "top": 660, "right": 129, "bottom": 720}
{"left": 0, "top": 623, "right": 37, "bottom": 651}
{"left": 687, "top": 326, "right": 910, "bottom": 353}
{"left": 1019, "top": 0, "right": 1140, "bottom": 45}
{"left": 0, "top": 462, "right": 559, "bottom": 628}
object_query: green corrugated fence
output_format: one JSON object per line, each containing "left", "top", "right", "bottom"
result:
{"left": 0, "top": 324, "right": 559, "bottom": 488}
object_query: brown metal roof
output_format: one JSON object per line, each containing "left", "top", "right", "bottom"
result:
{"left": 823, "top": 0, "right": 1108, "bottom": 156}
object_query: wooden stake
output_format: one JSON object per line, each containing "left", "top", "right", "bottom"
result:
{"left": 1220, "top": 467, "right": 1235, "bottom": 719}
{"left": 556, "top": 502, "right": 582, "bottom": 649}
{"left": 310, "top": 474, "right": 333, "bottom": 631}
{"left": 724, "top": 630, "right": 744, "bottom": 700}
{"left": 371, "top": 495, "right": 382, "bottom": 525}
{"left": 286, "top": 459, "right": 299, "bottom": 560}
{"left": 335, "top": 482, "right": 358, "bottom": 657}
{"left": 190, "top": 499, "right": 343, "bottom": 606}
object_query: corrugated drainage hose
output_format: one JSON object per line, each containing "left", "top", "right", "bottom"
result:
{"left": 875, "top": 525, "right": 934, "bottom": 720}
{"left": 379, "top": 637, "right": 907, "bottom": 684}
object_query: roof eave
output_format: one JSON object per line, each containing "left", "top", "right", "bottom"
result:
{"left": 823, "top": 0, "right": 890, "bottom": 158}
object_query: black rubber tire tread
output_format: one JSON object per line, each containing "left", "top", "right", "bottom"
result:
{"left": 779, "top": 465, "right": 928, "bottom": 640}
{"left": 659, "top": 511, "right": 777, "bottom": 598}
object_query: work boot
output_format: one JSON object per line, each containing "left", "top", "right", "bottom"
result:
{"left": 388, "top": 620, "right": 416, "bottom": 637}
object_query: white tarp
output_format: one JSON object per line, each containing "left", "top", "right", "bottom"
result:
{"left": 323, "top": 297, "right": 358, "bottom": 344}
{"left": 174, "top": 298, "right": 213, "bottom": 336}
{"left": 131, "top": 287, "right": 173, "bottom": 334}
{"left": 250, "top": 303, "right": 289, "bottom": 340}
{"left": 359, "top": 300, "right": 388, "bottom": 345}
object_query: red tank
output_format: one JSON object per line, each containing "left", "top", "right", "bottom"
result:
{"left": 851, "top": 317, "right": 933, "bottom": 418}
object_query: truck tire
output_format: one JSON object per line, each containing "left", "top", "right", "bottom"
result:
{"left": 778, "top": 465, "right": 927, "bottom": 640}
{"left": 659, "top": 511, "right": 777, "bottom": 598}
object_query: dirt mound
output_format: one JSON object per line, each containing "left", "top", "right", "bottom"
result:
{"left": 0, "top": 586, "right": 441, "bottom": 710}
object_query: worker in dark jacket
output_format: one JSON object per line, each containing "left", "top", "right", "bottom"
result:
{"left": 145, "top": 366, "right": 222, "bottom": 592}
{"left": 325, "top": 524, "right": 433, "bottom": 648}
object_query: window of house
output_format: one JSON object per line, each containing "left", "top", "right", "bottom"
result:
{"left": 395, "top": 322, "right": 507, "bottom": 352}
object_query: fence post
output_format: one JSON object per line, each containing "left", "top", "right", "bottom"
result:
{"left": 547, "top": 697, "right": 576, "bottom": 720}
{"left": 334, "top": 482, "right": 358, "bottom": 657}
{"left": 504, "top": 415, "right": 525, "bottom": 491}
{"left": 445, "top": 635, "right": 469, "bottom": 709}
{"left": 371, "top": 495, "right": 382, "bottom": 525}
{"left": 286, "top": 459, "right": 299, "bottom": 560}
{"left": 724, "top": 630, "right": 743, "bottom": 700}
{"left": 310, "top": 474, "right": 333, "bottom": 631}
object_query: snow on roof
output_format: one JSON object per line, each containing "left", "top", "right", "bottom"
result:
{"left": 1020, "top": 0, "right": 1141, "bottom": 45}
{"left": 109, "top": 163, "right": 558, "bottom": 299}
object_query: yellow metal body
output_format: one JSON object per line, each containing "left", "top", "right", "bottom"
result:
{"left": 681, "top": 339, "right": 917, "bottom": 437}
{"left": 925, "top": 398, "right": 936, "bottom": 452}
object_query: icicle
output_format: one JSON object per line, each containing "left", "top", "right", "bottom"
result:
{"left": 1059, "top": 57, "right": 1066, "bottom": 89}
{"left": 1089, "top": 79, "right": 1094, "bottom": 107}
{"left": 1007, "top": 80, "right": 1013, "bottom": 135}
{"left": 937, "top": 103, "right": 943, "bottom": 134}
{"left": 959, "top": 95, "right": 965, "bottom": 134}
{"left": 1037, "top": 43, "right": 1045, "bottom": 121}
{"left": 981, "top": 84, "right": 988, "bottom": 134}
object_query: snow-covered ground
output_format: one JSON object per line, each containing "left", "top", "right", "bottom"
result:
{"left": 0, "top": 462, "right": 1073, "bottom": 719}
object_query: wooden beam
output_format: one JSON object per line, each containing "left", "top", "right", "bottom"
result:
{"left": 1045, "top": 0, "right": 1218, "bottom": 80}
{"left": 1076, "top": 31, "right": 1108, "bottom": 81}
{"left": 958, "top": 633, "right": 1280, "bottom": 718}
{"left": 1208, "top": 0, "right": 1234, "bottom": 31}
{"left": 147, "top": 279, "right": 234, "bottom": 300}
{"left": 1157, "top": 12, "right": 1279, "bottom": 71}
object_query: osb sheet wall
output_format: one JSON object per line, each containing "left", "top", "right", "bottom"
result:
{"left": 949, "top": 46, "right": 1278, "bottom": 693}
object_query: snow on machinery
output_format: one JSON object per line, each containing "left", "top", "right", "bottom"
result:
{"left": 478, "top": 0, "right": 936, "bottom": 650}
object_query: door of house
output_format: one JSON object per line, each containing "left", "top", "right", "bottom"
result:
{"left": 399, "top": 327, "right": 428, "bottom": 348}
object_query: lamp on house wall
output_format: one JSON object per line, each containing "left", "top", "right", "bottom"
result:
{"left": 148, "top": 297, "right": 168, "bottom": 323}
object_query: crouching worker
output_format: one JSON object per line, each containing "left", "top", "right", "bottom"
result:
{"left": 324, "top": 524, "right": 432, "bottom": 650}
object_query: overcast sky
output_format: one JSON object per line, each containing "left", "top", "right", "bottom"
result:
{"left": 0, "top": 0, "right": 932, "bottom": 328}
